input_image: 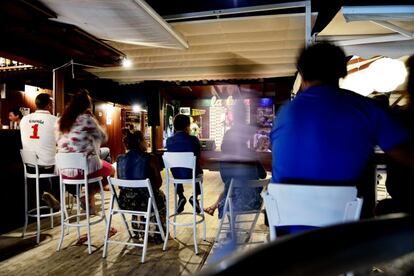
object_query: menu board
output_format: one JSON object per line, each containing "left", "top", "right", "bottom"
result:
{"left": 124, "top": 111, "right": 141, "bottom": 132}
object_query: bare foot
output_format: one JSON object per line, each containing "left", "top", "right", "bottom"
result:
{"left": 204, "top": 205, "right": 217, "bottom": 216}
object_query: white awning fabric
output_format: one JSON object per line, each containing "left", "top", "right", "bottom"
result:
{"left": 39, "top": 0, "right": 188, "bottom": 49}
{"left": 318, "top": 8, "right": 414, "bottom": 59}
{"left": 88, "top": 13, "right": 312, "bottom": 83}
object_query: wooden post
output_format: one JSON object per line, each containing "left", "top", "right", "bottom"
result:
{"left": 53, "top": 69, "right": 65, "bottom": 116}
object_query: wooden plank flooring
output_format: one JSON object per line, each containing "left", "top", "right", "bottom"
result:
{"left": 0, "top": 170, "right": 269, "bottom": 276}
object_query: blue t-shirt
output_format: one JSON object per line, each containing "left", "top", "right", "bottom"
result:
{"left": 271, "top": 85, "right": 410, "bottom": 184}
{"left": 166, "top": 131, "right": 202, "bottom": 179}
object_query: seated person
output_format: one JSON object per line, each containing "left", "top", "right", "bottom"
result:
{"left": 20, "top": 93, "right": 59, "bottom": 210}
{"left": 56, "top": 89, "right": 114, "bottom": 214}
{"left": 166, "top": 114, "right": 203, "bottom": 214}
{"left": 9, "top": 107, "right": 23, "bottom": 129}
{"left": 117, "top": 131, "right": 166, "bottom": 242}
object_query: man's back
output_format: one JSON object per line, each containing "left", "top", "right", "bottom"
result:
{"left": 271, "top": 84, "right": 409, "bottom": 184}
{"left": 166, "top": 131, "right": 202, "bottom": 178}
{"left": 20, "top": 110, "right": 57, "bottom": 166}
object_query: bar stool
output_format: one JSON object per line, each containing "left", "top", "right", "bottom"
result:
{"left": 162, "top": 152, "right": 206, "bottom": 254}
{"left": 20, "top": 150, "right": 61, "bottom": 244}
{"left": 55, "top": 152, "right": 107, "bottom": 254}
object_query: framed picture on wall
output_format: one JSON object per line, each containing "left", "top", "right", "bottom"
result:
{"left": 179, "top": 107, "right": 191, "bottom": 116}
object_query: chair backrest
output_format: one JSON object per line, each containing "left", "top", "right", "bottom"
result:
{"left": 263, "top": 184, "right": 363, "bottom": 229}
{"left": 107, "top": 177, "right": 155, "bottom": 200}
{"left": 20, "top": 149, "right": 38, "bottom": 166}
{"left": 162, "top": 152, "right": 196, "bottom": 170}
{"left": 55, "top": 152, "right": 88, "bottom": 173}
{"left": 228, "top": 178, "right": 271, "bottom": 198}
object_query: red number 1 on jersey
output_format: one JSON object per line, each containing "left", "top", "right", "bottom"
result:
{"left": 30, "top": 124, "right": 40, "bottom": 139}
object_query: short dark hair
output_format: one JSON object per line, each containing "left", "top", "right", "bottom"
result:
{"left": 173, "top": 114, "right": 190, "bottom": 131}
{"left": 296, "top": 42, "right": 348, "bottom": 84}
{"left": 35, "top": 93, "right": 52, "bottom": 109}
{"left": 10, "top": 108, "right": 23, "bottom": 118}
{"left": 123, "top": 131, "right": 147, "bottom": 152}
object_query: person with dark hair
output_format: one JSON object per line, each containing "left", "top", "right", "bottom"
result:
{"left": 166, "top": 114, "right": 203, "bottom": 214}
{"left": 20, "top": 93, "right": 59, "bottom": 210}
{"left": 8, "top": 107, "right": 23, "bottom": 129}
{"left": 271, "top": 42, "right": 414, "bottom": 219}
{"left": 376, "top": 55, "right": 414, "bottom": 215}
{"left": 56, "top": 89, "right": 114, "bottom": 214}
{"left": 117, "top": 131, "right": 166, "bottom": 242}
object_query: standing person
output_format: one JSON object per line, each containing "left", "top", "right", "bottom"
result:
{"left": 117, "top": 131, "right": 166, "bottom": 243}
{"left": 271, "top": 42, "right": 414, "bottom": 219}
{"left": 9, "top": 108, "right": 23, "bottom": 129}
{"left": 20, "top": 93, "right": 59, "bottom": 209}
{"left": 166, "top": 114, "right": 203, "bottom": 214}
{"left": 56, "top": 89, "right": 114, "bottom": 214}
{"left": 204, "top": 101, "right": 267, "bottom": 218}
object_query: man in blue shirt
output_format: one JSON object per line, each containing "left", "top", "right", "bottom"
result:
{"left": 271, "top": 42, "right": 414, "bottom": 218}
{"left": 167, "top": 114, "right": 203, "bottom": 213}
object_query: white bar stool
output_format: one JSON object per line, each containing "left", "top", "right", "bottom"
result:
{"left": 20, "top": 150, "right": 61, "bottom": 244}
{"left": 162, "top": 152, "right": 206, "bottom": 254}
{"left": 55, "top": 153, "right": 107, "bottom": 254}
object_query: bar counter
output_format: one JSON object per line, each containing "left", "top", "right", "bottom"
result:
{"left": 0, "top": 129, "right": 25, "bottom": 234}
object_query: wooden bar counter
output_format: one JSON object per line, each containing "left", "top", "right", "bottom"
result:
{"left": 0, "top": 129, "right": 25, "bottom": 234}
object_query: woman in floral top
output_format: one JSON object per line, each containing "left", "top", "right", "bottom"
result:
{"left": 56, "top": 89, "right": 114, "bottom": 214}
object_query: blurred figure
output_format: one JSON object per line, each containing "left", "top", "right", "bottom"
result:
{"left": 377, "top": 55, "right": 414, "bottom": 215}
{"left": 8, "top": 107, "right": 22, "bottom": 129}
{"left": 117, "top": 131, "right": 166, "bottom": 243}
{"left": 190, "top": 116, "right": 200, "bottom": 138}
{"left": 271, "top": 42, "right": 414, "bottom": 220}
{"left": 204, "top": 101, "right": 266, "bottom": 219}
{"left": 56, "top": 89, "right": 114, "bottom": 215}
{"left": 167, "top": 114, "right": 203, "bottom": 214}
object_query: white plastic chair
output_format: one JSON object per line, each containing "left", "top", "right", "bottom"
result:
{"left": 262, "top": 184, "right": 363, "bottom": 241}
{"left": 102, "top": 177, "right": 165, "bottom": 263}
{"left": 55, "top": 152, "right": 107, "bottom": 254}
{"left": 20, "top": 150, "right": 61, "bottom": 244}
{"left": 215, "top": 178, "right": 270, "bottom": 243}
{"left": 162, "top": 152, "right": 206, "bottom": 254}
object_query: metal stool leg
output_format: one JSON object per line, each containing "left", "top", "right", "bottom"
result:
{"left": 22, "top": 176, "right": 28, "bottom": 238}
{"left": 163, "top": 181, "right": 170, "bottom": 251}
{"left": 192, "top": 190, "right": 198, "bottom": 254}
{"left": 84, "top": 182, "right": 92, "bottom": 254}
{"left": 173, "top": 184, "right": 178, "bottom": 239}
{"left": 35, "top": 177, "right": 41, "bottom": 244}
{"left": 76, "top": 185, "right": 81, "bottom": 240}
{"left": 57, "top": 178, "right": 65, "bottom": 251}
{"left": 199, "top": 181, "right": 206, "bottom": 241}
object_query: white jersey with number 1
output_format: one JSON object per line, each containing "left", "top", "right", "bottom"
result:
{"left": 20, "top": 110, "right": 58, "bottom": 166}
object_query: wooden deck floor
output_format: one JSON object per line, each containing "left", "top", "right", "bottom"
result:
{"left": 0, "top": 170, "right": 269, "bottom": 276}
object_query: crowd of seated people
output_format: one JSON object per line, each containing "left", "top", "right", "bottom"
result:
{"left": 16, "top": 44, "right": 414, "bottom": 253}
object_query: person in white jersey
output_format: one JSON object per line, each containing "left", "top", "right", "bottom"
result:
{"left": 20, "top": 93, "right": 59, "bottom": 209}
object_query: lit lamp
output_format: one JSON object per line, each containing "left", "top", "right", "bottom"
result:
{"left": 369, "top": 58, "right": 407, "bottom": 93}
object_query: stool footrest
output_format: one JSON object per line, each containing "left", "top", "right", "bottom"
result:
{"left": 167, "top": 212, "right": 205, "bottom": 227}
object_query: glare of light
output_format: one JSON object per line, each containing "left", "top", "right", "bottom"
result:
{"left": 340, "top": 70, "right": 374, "bottom": 96}
{"left": 122, "top": 58, "right": 132, "bottom": 67}
{"left": 132, "top": 105, "right": 140, "bottom": 112}
{"left": 105, "top": 104, "right": 114, "bottom": 125}
{"left": 369, "top": 58, "right": 408, "bottom": 93}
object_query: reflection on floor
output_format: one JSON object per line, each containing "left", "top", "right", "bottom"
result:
{"left": 0, "top": 170, "right": 269, "bottom": 276}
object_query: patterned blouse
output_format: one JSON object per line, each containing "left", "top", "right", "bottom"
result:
{"left": 56, "top": 113, "right": 107, "bottom": 176}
